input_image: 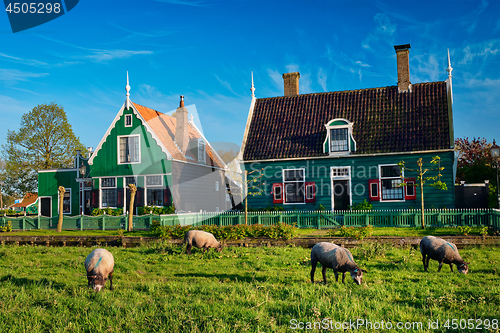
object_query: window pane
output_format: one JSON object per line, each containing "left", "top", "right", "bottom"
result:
{"left": 381, "top": 179, "right": 403, "bottom": 200}
{"left": 284, "top": 183, "right": 304, "bottom": 203}
{"left": 120, "top": 136, "right": 139, "bottom": 163}
{"left": 125, "top": 115, "right": 132, "bottom": 126}
{"left": 125, "top": 177, "right": 136, "bottom": 186}
{"left": 330, "top": 128, "right": 348, "bottom": 151}
{"left": 147, "top": 188, "right": 163, "bottom": 206}
{"left": 102, "top": 189, "right": 117, "bottom": 207}
{"left": 306, "top": 185, "right": 314, "bottom": 200}
{"left": 146, "top": 175, "right": 162, "bottom": 186}
{"left": 274, "top": 186, "right": 282, "bottom": 200}
{"left": 102, "top": 178, "right": 115, "bottom": 188}
{"left": 63, "top": 191, "right": 71, "bottom": 213}
{"left": 284, "top": 169, "right": 304, "bottom": 182}
{"left": 407, "top": 182, "right": 415, "bottom": 196}
{"left": 381, "top": 165, "right": 401, "bottom": 178}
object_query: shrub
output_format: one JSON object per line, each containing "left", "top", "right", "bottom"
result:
{"left": 349, "top": 199, "right": 373, "bottom": 211}
{"left": 457, "top": 225, "right": 472, "bottom": 236}
{"left": 91, "top": 208, "right": 123, "bottom": 216}
{"left": 138, "top": 206, "right": 175, "bottom": 216}
{"left": 0, "top": 221, "right": 12, "bottom": 232}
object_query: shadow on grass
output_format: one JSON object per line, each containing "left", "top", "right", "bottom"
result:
{"left": 174, "top": 272, "right": 268, "bottom": 283}
{"left": 0, "top": 274, "right": 66, "bottom": 290}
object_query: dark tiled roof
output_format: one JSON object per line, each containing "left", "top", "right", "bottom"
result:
{"left": 243, "top": 82, "right": 451, "bottom": 161}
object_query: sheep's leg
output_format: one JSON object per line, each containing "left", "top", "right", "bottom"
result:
{"left": 342, "top": 272, "right": 346, "bottom": 284}
{"left": 87, "top": 275, "right": 92, "bottom": 287}
{"left": 438, "top": 260, "right": 444, "bottom": 272}
{"left": 449, "top": 264, "right": 453, "bottom": 272}
{"left": 109, "top": 271, "right": 114, "bottom": 291}
{"left": 186, "top": 244, "right": 192, "bottom": 255}
{"left": 425, "top": 256, "right": 431, "bottom": 272}
{"left": 322, "top": 266, "right": 328, "bottom": 284}
{"left": 333, "top": 269, "right": 339, "bottom": 283}
{"left": 422, "top": 254, "right": 428, "bottom": 272}
{"left": 310, "top": 259, "right": 317, "bottom": 283}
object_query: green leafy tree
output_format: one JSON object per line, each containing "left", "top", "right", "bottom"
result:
{"left": 1, "top": 103, "right": 86, "bottom": 196}
{"left": 398, "top": 156, "right": 447, "bottom": 229}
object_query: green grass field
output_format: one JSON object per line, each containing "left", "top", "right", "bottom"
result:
{"left": 1, "top": 242, "right": 499, "bottom": 332}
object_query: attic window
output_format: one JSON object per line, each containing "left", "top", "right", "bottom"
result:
{"left": 323, "top": 119, "right": 356, "bottom": 155}
{"left": 198, "top": 139, "right": 206, "bottom": 164}
{"left": 125, "top": 114, "right": 132, "bottom": 127}
{"left": 118, "top": 135, "right": 140, "bottom": 164}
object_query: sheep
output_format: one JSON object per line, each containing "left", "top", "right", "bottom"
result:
{"left": 184, "top": 230, "right": 223, "bottom": 255}
{"left": 310, "top": 242, "right": 365, "bottom": 285}
{"left": 85, "top": 248, "right": 115, "bottom": 292}
{"left": 420, "top": 236, "right": 469, "bottom": 274}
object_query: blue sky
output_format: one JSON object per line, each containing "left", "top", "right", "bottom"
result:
{"left": 1, "top": 0, "right": 499, "bottom": 154}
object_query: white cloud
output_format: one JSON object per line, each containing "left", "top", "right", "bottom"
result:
{"left": 0, "top": 53, "right": 47, "bottom": 67}
{"left": 459, "top": 39, "right": 500, "bottom": 64}
{"left": 318, "top": 68, "right": 327, "bottom": 92}
{"left": 214, "top": 74, "right": 240, "bottom": 96}
{"left": 0, "top": 69, "right": 49, "bottom": 83}
{"left": 85, "top": 49, "right": 153, "bottom": 62}
{"left": 362, "top": 13, "right": 397, "bottom": 51}
{"left": 267, "top": 68, "right": 283, "bottom": 92}
{"left": 412, "top": 54, "right": 441, "bottom": 82}
{"left": 285, "top": 64, "right": 299, "bottom": 73}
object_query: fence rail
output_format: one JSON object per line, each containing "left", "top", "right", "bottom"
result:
{"left": 1, "top": 209, "right": 500, "bottom": 231}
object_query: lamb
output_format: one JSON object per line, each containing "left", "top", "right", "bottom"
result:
{"left": 420, "top": 236, "right": 469, "bottom": 274}
{"left": 184, "top": 230, "right": 223, "bottom": 255}
{"left": 310, "top": 242, "right": 365, "bottom": 285}
{"left": 84, "top": 248, "right": 115, "bottom": 292}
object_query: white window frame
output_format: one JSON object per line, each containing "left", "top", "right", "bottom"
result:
{"left": 379, "top": 164, "right": 405, "bottom": 202}
{"left": 117, "top": 134, "right": 141, "bottom": 165}
{"left": 125, "top": 114, "right": 132, "bottom": 127}
{"left": 283, "top": 168, "right": 306, "bottom": 204}
{"left": 58, "top": 188, "right": 71, "bottom": 215}
{"left": 323, "top": 118, "right": 356, "bottom": 156}
{"left": 146, "top": 175, "right": 164, "bottom": 207}
{"left": 330, "top": 166, "right": 352, "bottom": 210}
{"left": 100, "top": 177, "right": 117, "bottom": 208}
{"left": 198, "top": 139, "right": 206, "bottom": 164}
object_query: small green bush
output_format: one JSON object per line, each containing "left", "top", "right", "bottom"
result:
{"left": 328, "top": 225, "right": 374, "bottom": 240}
{"left": 138, "top": 206, "right": 175, "bottom": 215}
{"left": 457, "top": 225, "right": 472, "bottom": 236}
{"left": 349, "top": 199, "right": 373, "bottom": 211}
{"left": 91, "top": 208, "right": 123, "bottom": 216}
{"left": 0, "top": 221, "right": 12, "bottom": 232}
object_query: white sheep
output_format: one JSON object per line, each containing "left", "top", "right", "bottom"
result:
{"left": 310, "top": 242, "right": 365, "bottom": 285}
{"left": 84, "top": 248, "right": 115, "bottom": 292}
{"left": 184, "top": 230, "right": 223, "bottom": 255}
{"left": 420, "top": 236, "right": 469, "bottom": 274}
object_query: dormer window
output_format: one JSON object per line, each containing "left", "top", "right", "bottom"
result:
{"left": 323, "top": 118, "right": 356, "bottom": 155}
{"left": 198, "top": 139, "right": 206, "bottom": 164}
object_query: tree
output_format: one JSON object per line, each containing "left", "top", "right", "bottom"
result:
{"left": 1, "top": 103, "right": 86, "bottom": 196}
{"left": 128, "top": 184, "right": 137, "bottom": 231}
{"left": 57, "top": 186, "right": 65, "bottom": 232}
{"left": 217, "top": 148, "right": 238, "bottom": 164}
{"left": 398, "top": 156, "right": 447, "bottom": 229}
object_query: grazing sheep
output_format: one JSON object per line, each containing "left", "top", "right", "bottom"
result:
{"left": 310, "top": 242, "right": 365, "bottom": 285}
{"left": 184, "top": 230, "right": 223, "bottom": 255}
{"left": 85, "top": 248, "right": 115, "bottom": 292}
{"left": 420, "top": 236, "right": 469, "bottom": 274}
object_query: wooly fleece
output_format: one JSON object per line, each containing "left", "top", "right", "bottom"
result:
{"left": 420, "top": 236, "right": 469, "bottom": 274}
{"left": 310, "top": 242, "right": 364, "bottom": 285}
{"left": 85, "top": 248, "right": 115, "bottom": 292}
{"left": 184, "top": 230, "right": 222, "bottom": 255}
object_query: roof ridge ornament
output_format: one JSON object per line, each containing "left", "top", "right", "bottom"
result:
{"left": 250, "top": 71, "right": 255, "bottom": 98}
{"left": 126, "top": 71, "right": 131, "bottom": 109}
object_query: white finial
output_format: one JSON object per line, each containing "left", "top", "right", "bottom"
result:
{"left": 189, "top": 114, "right": 194, "bottom": 122}
{"left": 250, "top": 71, "right": 255, "bottom": 98}
{"left": 446, "top": 49, "right": 453, "bottom": 78}
{"left": 126, "top": 71, "right": 131, "bottom": 109}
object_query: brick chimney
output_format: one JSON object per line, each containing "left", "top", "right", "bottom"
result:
{"left": 394, "top": 44, "right": 411, "bottom": 92}
{"left": 282, "top": 72, "right": 300, "bottom": 96}
{"left": 175, "top": 95, "right": 189, "bottom": 155}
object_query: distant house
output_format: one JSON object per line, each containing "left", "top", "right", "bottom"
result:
{"left": 241, "top": 44, "right": 455, "bottom": 211}
{"left": 9, "top": 192, "right": 38, "bottom": 214}
{"left": 38, "top": 76, "right": 236, "bottom": 217}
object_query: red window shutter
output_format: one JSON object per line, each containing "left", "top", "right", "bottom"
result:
{"left": 305, "top": 181, "right": 316, "bottom": 203}
{"left": 163, "top": 188, "right": 172, "bottom": 206}
{"left": 136, "top": 187, "right": 144, "bottom": 206}
{"left": 116, "top": 188, "right": 124, "bottom": 207}
{"left": 405, "top": 177, "right": 417, "bottom": 200}
{"left": 91, "top": 189, "right": 99, "bottom": 207}
{"left": 272, "top": 183, "right": 283, "bottom": 204}
{"left": 369, "top": 179, "right": 380, "bottom": 201}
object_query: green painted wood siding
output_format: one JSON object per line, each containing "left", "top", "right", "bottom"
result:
{"left": 90, "top": 108, "right": 172, "bottom": 177}
{"left": 243, "top": 151, "right": 455, "bottom": 211}
{"left": 38, "top": 170, "right": 80, "bottom": 217}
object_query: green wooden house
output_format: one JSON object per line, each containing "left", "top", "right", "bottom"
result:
{"left": 241, "top": 45, "right": 456, "bottom": 211}
{"left": 38, "top": 76, "right": 233, "bottom": 217}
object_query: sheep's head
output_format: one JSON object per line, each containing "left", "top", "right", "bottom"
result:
{"left": 458, "top": 263, "right": 469, "bottom": 275}
{"left": 350, "top": 268, "right": 366, "bottom": 285}
{"left": 90, "top": 275, "right": 106, "bottom": 292}
{"left": 217, "top": 243, "right": 223, "bottom": 253}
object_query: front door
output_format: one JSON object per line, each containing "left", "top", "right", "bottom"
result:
{"left": 40, "top": 197, "right": 51, "bottom": 217}
{"left": 331, "top": 167, "right": 351, "bottom": 211}
{"left": 333, "top": 180, "right": 350, "bottom": 210}
{"left": 83, "top": 190, "right": 92, "bottom": 215}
